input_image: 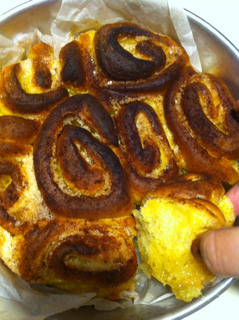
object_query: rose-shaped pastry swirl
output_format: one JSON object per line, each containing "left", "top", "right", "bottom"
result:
{"left": 19, "top": 217, "right": 137, "bottom": 298}
{"left": 116, "top": 101, "right": 178, "bottom": 204}
{"left": 76, "top": 23, "right": 189, "bottom": 110}
{"left": 34, "top": 94, "right": 133, "bottom": 219}
{"left": 94, "top": 23, "right": 188, "bottom": 90}
{"left": 0, "top": 63, "right": 69, "bottom": 116}
{"left": 95, "top": 23, "right": 168, "bottom": 81}
{"left": 164, "top": 66, "right": 239, "bottom": 185}
{"left": 0, "top": 42, "right": 69, "bottom": 117}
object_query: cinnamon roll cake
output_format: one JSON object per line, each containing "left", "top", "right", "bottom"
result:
{"left": 0, "top": 22, "right": 238, "bottom": 302}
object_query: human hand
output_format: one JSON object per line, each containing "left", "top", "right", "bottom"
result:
{"left": 196, "top": 221, "right": 239, "bottom": 277}
{"left": 194, "top": 100, "right": 239, "bottom": 277}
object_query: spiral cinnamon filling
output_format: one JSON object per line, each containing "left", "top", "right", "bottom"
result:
{"left": 34, "top": 94, "right": 133, "bottom": 218}
{"left": 116, "top": 101, "right": 178, "bottom": 203}
{"left": 164, "top": 66, "right": 239, "bottom": 185}
{"left": 0, "top": 115, "right": 41, "bottom": 234}
{"left": 95, "top": 23, "right": 167, "bottom": 81}
{"left": 57, "top": 126, "right": 106, "bottom": 195}
{"left": 46, "top": 230, "right": 136, "bottom": 287}
{"left": 0, "top": 63, "right": 69, "bottom": 115}
{"left": 182, "top": 80, "right": 239, "bottom": 159}
{"left": 0, "top": 161, "right": 32, "bottom": 235}
{"left": 76, "top": 22, "right": 189, "bottom": 109}
{"left": 19, "top": 217, "right": 137, "bottom": 290}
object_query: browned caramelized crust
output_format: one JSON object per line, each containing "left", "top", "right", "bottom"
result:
{"left": 60, "top": 41, "right": 86, "bottom": 89}
{"left": 33, "top": 62, "right": 52, "bottom": 89}
{"left": 0, "top": 116, "right": 40, "bottom": 234}
{"left": 0, "top": 142, "right": 31, "bottom": 157}
{"left": 0, "top": 64, "right": 69, "bottom": 115}
{"left": 94, "top": 23, "right": 189, "bottom": 93}
{"left": 34, "top": 94, "right": 134, "bottom": 219}
{"left": 27, "top": 42, "right": 54, "bottom": 90}
{"left": 95, "top": 23, "right": 167, "bottom": 81}
{"left": 57, "top": 127, "right": 105, "bottom": 195}
{"left": 0, "top": 116, "right": 39, "bottom": 143}
{"left": 19, "top": 217, "right": 137, "bottom": 294}
{"left": 0, "top": 116, "right": 39, "bottom": 156}
{"left": 0, "top": 161, "right": 24, "bottom": 208}
{"left": 143, "top": 173, "right": 225, "bottom": 205}
{"left": 0, "top": 160, "right": 32, "bottom": 235}
{"left": 164, "top": 66, "right": 239, "bottom": 184}
{"left": 0, "top": 207, "right": 32, "bottom": 236}
{"left": 116, "top": 101, "right": 178, "bottom": 203}
{"left": 0, "top": 116, "right": 41, "bottom": 235}
{"left": 0, "top": 23, "right": 238, "bottom": 302}
{"left": 76, "top": 22, "right": 189, "bottom": 110}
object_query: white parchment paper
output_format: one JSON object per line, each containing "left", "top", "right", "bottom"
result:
{"left": 0, "top": 0, "right": 203, "bottom": 319}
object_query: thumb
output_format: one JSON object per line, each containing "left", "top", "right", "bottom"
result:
{"left": 199, "top": 227, "right": 239, "bottom": 277}
{"left": 226, "top": 182, "right": 239, "bottom": 216}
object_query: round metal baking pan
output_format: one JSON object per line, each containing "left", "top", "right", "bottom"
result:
{"left": 0, "top": 1, "right": 238, "bottom": 319}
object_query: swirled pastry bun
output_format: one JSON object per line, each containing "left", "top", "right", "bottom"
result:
{"left": 0, "top": 42, "right": 69, "bottom": 119}
{"left": 76, "top": 22, "right": 190, "bottom": 111}
{"left": 0, "top": 91, "right": 136, "bottom": 299}
{"left": 0, "top": 22, "right": 238, "bottom": 303}
{"left": 162, "top": 66, "right": 239, "bottom": 184}
{"left": 0, "top": 216, "right": 137, "bottom": 300}
{"left": 115, "top": 99, "right": 178, "bottom": 204}
{"left": 134, "top": 173, "right": 235, "bottom": 302}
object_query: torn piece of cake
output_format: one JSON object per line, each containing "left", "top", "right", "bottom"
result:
{"left": 134, "top": 173, "right": 235, "bottom": 302}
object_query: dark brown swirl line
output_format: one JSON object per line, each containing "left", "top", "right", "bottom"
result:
{"left": 57, "top": 126, "right": 105, "bottom": 195}
{"left": 0, "top": 116, "right": 40, "bottom": 234}
{"left": 60, "top": 40, "right": 86, "bottom": 89}
{"left": 27, "top": 42, "right": 55, "bottom": 90}
{"left": 164, "top": 66, "right": 239, "bottom": 185}
{"left": 95, "top": 23, "right": 167, "bottom": 81}
{"left": 93, "top": 22, "right": 189, "bottom": 94}
{"left": 116, "top": 101, "right": 178, "bottom": 204}
{"left": 183, "top": 79, "right": 239, "bottom": 160}
{"left": 19, "top": 218, "right": 137, "bottom": 290}
{"left": 34, "top": 94, "right": 133, "bottom": 219}
{"left": 1, "top": 63, "right": 69, "bottom": 115}
{"left": 118, "top": 102, "right": 162, "bottom": 174}
{"left": 0, "top": 161, "right": 32, "bottom": 235}
{"left": 32, "top": 59, "right": 52, "bottom": 90}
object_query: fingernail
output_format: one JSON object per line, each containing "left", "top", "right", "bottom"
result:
{"left": 191, "top": 236, "right": 203, "bottom": 261}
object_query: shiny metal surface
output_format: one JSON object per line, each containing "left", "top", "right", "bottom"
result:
{"left": 186, "top": 10, "right": 239, "bottom": 101}
{"left": 0, "top": 1, "right": 238, "bottom": 319}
